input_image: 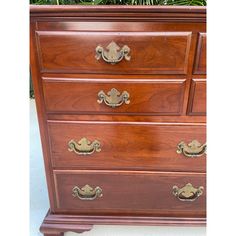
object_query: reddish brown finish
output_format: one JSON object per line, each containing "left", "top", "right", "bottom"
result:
{"left": 188, "top": 79, "right": 206, "bottom": 115}
{"left": 43, "top": 78, "right": 186, "bottom": 115}
{"left": 43, "top": 211, "right": 206, "bottom": 227}
{"left": 36, "top": 31, "right": 191, "bottom": 75}
{"left": 53, "top": 170, "right": 206, "bottom": 217}
{"left": 193, "top": 33, "right": 206, "bottom": 74}
{"left": 47, "top": 114, "right": 206, "bottom": 123}
{"left": 43, "top": 234, "right": 63, "bottom": 236}
{"left": 30, "top": 5, "right": 206, "bottom": 235}
{"left": 44, "top": 234, "right": 63, "bottom": 236}
{"left": 37, "top": 21, "right": 205, "bottom": 32}
{"left": 40, "top": 212, "right": 93, "bottom": 235}
{"left": 48, "top": 120, "right": 206, "bottom": 172}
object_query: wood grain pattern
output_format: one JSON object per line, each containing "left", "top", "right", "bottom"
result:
{"left": 48, "top": 120, "right": 206, "bottom": 172}
{"left": 42, "top": 210, "right": 206, "bottom": 232}
{"left": 188, "top": 79, "right": 206, "bottom": 115}
{"left": 43, "top": 78, "right": 186, "bottom": 115}
{"left": 47, "top": 114, "right": 206, "bottom": 123}
{"left": 193, "top": 33, "right": 206, "bottom": 74}
{"left": 53, "top": 170, "right": 206, "bottom": 216}
{"left": 37, "top": 21, "right": 206, "bottom": 32}
{"left": 30, "top": 5, "right": 207, "bottom": 233}
{"left": 36, "top": 31, "right": 191, "bottom": 74}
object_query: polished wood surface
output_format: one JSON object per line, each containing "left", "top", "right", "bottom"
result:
{"left": 193, "top": 33, "right": 206, "bottom": 74}
{"left": 30, "top": 5, "right": 206, "bottom": 235}
{"left": 37, "top": 31, "right": 191, "bottom": 74}
{"left": 188, "top": 79, "right": 206, "bottom": 115}
{"left": 43, "top": 78, "right": 186, "bottom": 114}
{"left": 53, "top": 170, "right": 206, "bottom": 216}
{"left": 48, "top": 120, "right": 206, "bottom": 172}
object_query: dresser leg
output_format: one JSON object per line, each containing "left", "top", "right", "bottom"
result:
{"left": 44, "top": 234, "right": 63, "bottom": 236}
{"left": 40, "top": 211, "right": 93, "bottom": 235}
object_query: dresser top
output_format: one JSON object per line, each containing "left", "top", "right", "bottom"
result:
{"left": 30, "top": 5, "right": 206, "bottom": 22}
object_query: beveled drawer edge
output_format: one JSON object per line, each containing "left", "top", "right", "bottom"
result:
{"left": 47, "top": 119, "right": 206, "bottom": 126}
{"left": 42, "top": 77, "right": 187, "bottom": 83}
{"left": 36, "top": 31, "right": 192, "bottom": 75}
{"left": 53, "top": 169, "right": 206, "bottom": 175}
{"left": 187, "top": 78, "right": 206, "bottom": 116}
{"left": 53, "top": 169, "right": 206, "bottom": 210}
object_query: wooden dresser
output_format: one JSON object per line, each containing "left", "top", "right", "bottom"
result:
{"left": 30, "top": 5, "right": 206, "bottom": 236}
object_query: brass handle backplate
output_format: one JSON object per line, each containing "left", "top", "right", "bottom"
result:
{"left": 97, "top": 88, "right": 130, "bottom": 108}
{"left": 68, "top": 138, "right": 101, "bottom": 155}
{"left": 95, "top": 41, "right": 131, "bottom": 65}
{"left": 72, "top": 184, "right": 103, "bottom": 201}
{"left": 177, "top": 140, "right": 206, "bottom": 158}
{"left": 173, "top": 183, "right": 204, "bottom": 202}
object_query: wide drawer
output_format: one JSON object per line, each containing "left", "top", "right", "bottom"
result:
{"left": 48, "top": 121, "right": 206, "bottom": 172}
{"left": 36, "top": 31, "right": 191, "bottom": 74}
{"left": 43, "top": 78, "right": 186, "bottom": 115}
{"left": 53, "top": 170, "right": 206, "bottom": 217}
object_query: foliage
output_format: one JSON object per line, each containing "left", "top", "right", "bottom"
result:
{"left": 30, "top": 0, "right": 206, "bottom": 6}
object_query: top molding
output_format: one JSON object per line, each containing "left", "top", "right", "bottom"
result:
{"left": 30, "top": 5, "right": 206, "bottom": 22}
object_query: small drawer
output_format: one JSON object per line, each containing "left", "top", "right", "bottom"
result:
{"left": 53, "top": 170, "right": 206, "bottom": 217}
{"left": 188, "top": 79, "right": 206, "bottom": 115}
{"left": 48, "top": 120, "right": 206, "bottom": 172}
{"left": 36, "top": 31, "right": 191, "bottom": 74}
{"left": 193, "top": 33, "right": 206, "bottom": 74}
{"left": 43, "top": 77, "right": 186, "bottom": 115}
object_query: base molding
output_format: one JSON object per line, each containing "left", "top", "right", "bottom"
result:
{"left": 40, "top": 210, "right": 206, "bottom": 235}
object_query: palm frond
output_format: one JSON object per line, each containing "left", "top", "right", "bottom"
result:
{"left": 30, "top": 0, "right": 206, "bottom": 6}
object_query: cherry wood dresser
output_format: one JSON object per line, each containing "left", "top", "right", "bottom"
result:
{"left": 30, "top": 5, "right": 206, "bottom": 236}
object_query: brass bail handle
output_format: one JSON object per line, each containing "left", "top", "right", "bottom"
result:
{"left": 72, "top": 184, "right": 103, "bottom": 201}
{"left": 173, "top": 183, "right": 204, "bottom": 202}
{"left": 177, "top": 140, "right": 206, "bottom": 158}
{"left": 97, "top": 88, "right": 130, "bottom": 108}
{"left": 95, "top": 41, "right": 131, "bottom": 65}
{"left": 68, "top": 138, "right": 101, "bottom": 155}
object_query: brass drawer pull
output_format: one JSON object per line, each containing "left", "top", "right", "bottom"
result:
{"left": 72, "top": 184, "right": 103, "bottom": 201}
{"left": 97, "top": 88, "right": 130, "bottom": 108}
{"left": 68, "top": 138, "right": 101, "bottom": 155}
{"left": 95, "top": 41, "right": 131, "bottom": 65}
{"left": 177, "top": 140, "right": 206, "bottom": 158}
{"left": 173, "top": 183, "right": 204, "bottom": 202}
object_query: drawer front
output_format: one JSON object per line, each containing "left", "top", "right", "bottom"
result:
{"left": 36, "top": 31, "right": 191, "bottom": 74}
{"left": 188, "top": 79, "right": 206, "bottom": 115}
{"left": 54, "top": 170, "right": 206, "bottom": 216}
{"left": 48, "top": 121, "right": 206, "bottom": 172}
{"left": 193, "top": 33, "right": 206, "bottom": 74}
{"left": 43, "top": 78, "right": 185, "bottom": 115}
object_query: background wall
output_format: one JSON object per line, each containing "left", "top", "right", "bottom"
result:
{"left": 30, "top": 99, "right": 206, "bottom": 236}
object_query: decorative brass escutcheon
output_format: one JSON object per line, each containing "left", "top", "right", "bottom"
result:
{"left": 177, "top": 140, "right": 206, "bottom": 158}
{"left": 173, "top": 183, "right": 204, "bottom": 202}
{"left": 72, "top": 184, "right": 103, "bottom": 200}
{"left": 68, "top": 138, "right": 101, "bottom": 155}
{"left": 97, "top": 88, "right": 130, "bottom": 108}
{"left": 95, "top": 41, "right": 131, "bottom": 65}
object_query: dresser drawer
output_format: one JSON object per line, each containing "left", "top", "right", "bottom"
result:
{"left": 36, "top": 31, "right": 191, "bottom": 74}
{"left": 53, "top": 170, "right": 206, "bottom": 217}
{"left": 188, "top": 79, "right": 206, "bottom": 115}
{"left": 43, "top": 78, "right": 185, "bottom": 115}
{"left": 193, "top": 33, "right": 206, "bottom": 74}
{"left": 48, "top": 121, "right": 206, "bottom": 172}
